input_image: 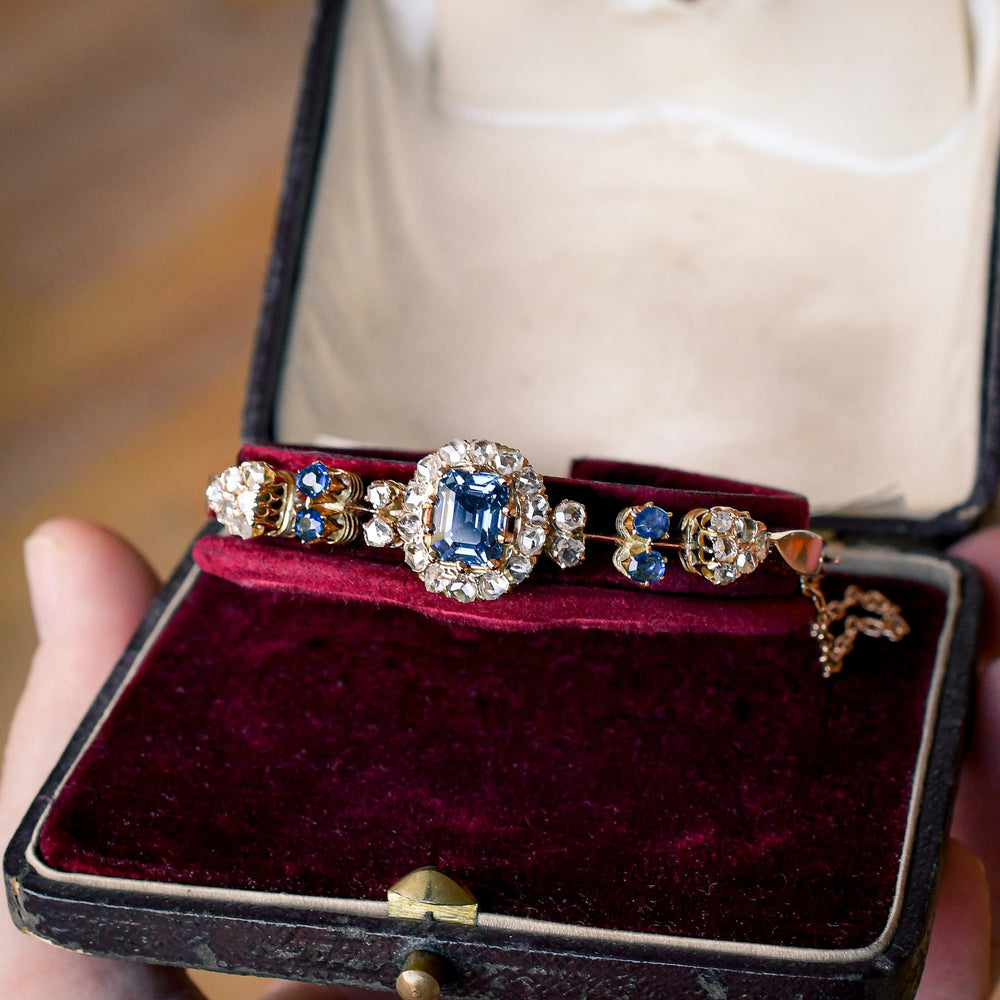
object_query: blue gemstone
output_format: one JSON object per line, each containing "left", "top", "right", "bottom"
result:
{"left": 295, "top": 508, "right": 325, "bottom": 542}
{"left": 430, "top": 469, "right": 510, "bottom": 567}
{"left": 297, "top": 462, "right": 331, "bottom": 498}
{"left": 633, "top": 506, "right": 670, "bottom": 540}
{"left": 627, "top": 550, "right": 666, "bottom": 584}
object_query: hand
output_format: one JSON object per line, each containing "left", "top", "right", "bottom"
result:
{"left": 925, "top": 526, "right": 1000, "bottom": 1000}
{"left": 1, "top": 520, "right": 995, "bottom": 999}
{"left": 0, "top": 520, "right": 382, "bottom": 1000}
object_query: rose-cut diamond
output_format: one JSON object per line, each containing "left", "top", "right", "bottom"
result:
{"left": 713, "top": 536, "right": 737, "bottom": 562}
{"left": 517, "top": 525, "right": 546, "bottom": 557}
{"left": 423, "top": 563, "right": 454, "bottom": 594}
{"left": 363, "top": 517, "right": 395, "bottom": 548}
{"left": 405, "top": 482, "right": 432, "bottom": 509}
{"left": 396, "top": 511, "right": 423, "bottom": 540}
{"left": 710, "top": 509, "right": 734, "bottom": 533}
{"left": 524, "top": 495, "right": 549, "bottom": 523}
{"left": 494, "top": 448, "right": 524, "bottom": 476}
{"left": 406, "top": 546, "right": 431, "bottom": 572}
{"left": 548, "top": 535, "right": 585, "bottom": 569}
{"left": 553, "top": 500, "right": 586, "bottom": 533}
{"left": 440, "top": 439, "right": 469, "bottom": 465}
{"left": 515, "top": 469, "right": 542, "bottom": 495}
{"left": 506, "top": 555, "right": 532, "bottom": 583}
{"left": 477, "top": 571, "right": 510, "bottom": 601}
{"left": 366, "top": 481, "right": 395, "bottom": 510}
{"left": 470, "top": 440, "right": 498, "bottom": 466}
{"left": 449, "top": 577, "right": 479, "bottom": 603}
{"left": 415, "top": 454, "right": 441, "bottom": 480}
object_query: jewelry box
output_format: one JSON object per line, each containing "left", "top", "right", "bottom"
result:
{"left": 6, "top": 2, "right": 998, "bottom": 997}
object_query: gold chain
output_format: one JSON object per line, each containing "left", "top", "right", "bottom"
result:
{"left": 800, "top": 575, "right": 911, "bottom": 678}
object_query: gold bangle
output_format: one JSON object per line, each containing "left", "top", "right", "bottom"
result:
{"left": 207, "top": 439, "right": 909, "bottom": 675}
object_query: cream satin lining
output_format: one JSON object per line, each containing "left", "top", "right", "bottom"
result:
{"left": 278, "top": 0, "right": 1000, "bottom": 518}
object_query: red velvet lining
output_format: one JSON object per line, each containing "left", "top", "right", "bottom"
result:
{"left": 37, "top": 561, "right": 945, "bottom": 950}
{"left": 193, "top": 534, "right": 814, "bottom": 635}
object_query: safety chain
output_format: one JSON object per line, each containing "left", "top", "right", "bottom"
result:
{"left": 800, "top": 575, "right": 911, "bottom": 677}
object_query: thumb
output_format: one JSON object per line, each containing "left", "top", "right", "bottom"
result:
{"left": 0, "top": 519, "right": 203, "bottom": 1000}
{"left": 915, "top": 839, "right": 991, "bottom": 1000}
{"left": 2, "top": 518, "right": 159, "bottom": 833}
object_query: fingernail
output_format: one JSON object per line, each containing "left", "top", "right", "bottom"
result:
{"left": 24, "top": 533, "right": 61, "bottom": 641}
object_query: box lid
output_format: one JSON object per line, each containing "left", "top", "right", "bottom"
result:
{"left": 244, "top": 0, "right": 1000, "bottom": 540}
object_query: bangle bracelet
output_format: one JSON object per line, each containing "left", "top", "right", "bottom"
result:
{"left": 207, "top": 439, "right": 909, "bottom": 676}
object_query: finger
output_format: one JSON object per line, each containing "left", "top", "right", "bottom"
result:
{"left": 952, "top": 657, "right": 1000, "bottom": 957}
{"left": 0, "top": 519, "right": 203, "bottom": 1000}
{"left": 916, "top": 839, "right": 991, "bottom": 1000}
{"left": 948, "top": 528, "right": 1000, "bottom": 963}
{"left": 261, "top": 981, "right": 390, "bottom": 1000}
{"left": 1, "top": 519, "right": 158, "bottom": 831}
{"left": 949, "top": 526, "right": 1000, "bottom": 664}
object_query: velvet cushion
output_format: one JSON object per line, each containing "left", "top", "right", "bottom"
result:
{"left": 36, "top": 450, "right": 947, "bottom": 951}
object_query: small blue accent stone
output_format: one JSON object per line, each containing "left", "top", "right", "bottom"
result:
{"left": 295, "top": 508, "right": 325, "bottom": 542}
{"left": 627, "top": 550, "right": 666, "bottom": 584}
{"left": 430, "top": 469, "right": 509, "bottom": 567}
{"left": 297, "top": 462, "right": 331, "bottom": 498}
{"left": 633, "top": 506, "right": 670, "bottom": 540}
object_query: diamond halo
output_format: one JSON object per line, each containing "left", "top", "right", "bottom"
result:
{"left": 398, "top": 440, "right": 549, "bottom": 602}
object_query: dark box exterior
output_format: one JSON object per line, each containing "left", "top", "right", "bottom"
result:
{"left": 5, "top": 2, "right": 996, "bottom": 997}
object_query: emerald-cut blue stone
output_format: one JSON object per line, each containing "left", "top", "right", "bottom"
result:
{"left": 430, "top": 469, "right": 509, "bottom": 566}
{"left": 633, "top": 505, "right": 670, "bottom": 540}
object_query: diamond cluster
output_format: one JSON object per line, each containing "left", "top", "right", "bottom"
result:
{"left": 679, "top": 506, "right": 770, "bottom": 586}
{"left": 397, "top": 439, "right": 551, "bottom": 602}
{"left": 206, "top": 462, "right": 282, "bottom": 539}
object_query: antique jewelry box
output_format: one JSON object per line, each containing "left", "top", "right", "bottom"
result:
{"left": 6, "top": 2, "right": 1000, "bottom": 998}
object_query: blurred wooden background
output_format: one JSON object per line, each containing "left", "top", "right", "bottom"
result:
{"left": 1, "top": 1, "right": 314, "bottom": 996}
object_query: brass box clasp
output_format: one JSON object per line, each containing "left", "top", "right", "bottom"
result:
{"left": 387, "top": 867, "right": 479, "bottom": 925}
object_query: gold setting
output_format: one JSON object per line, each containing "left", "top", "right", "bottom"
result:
{"left": 296, "top": 466, "right": 363, "bottom": 545}
{"left": 770, "top": 530, "right": 826, "bottom": 575}
{"left": 611, "top": 503, "right": 673, "bottom": 587}
{"left": 206, "top": 462, "right": 293, "bottom": 540}
{"left": 679, "top": 506, "right": 770, "bottom": 587}
{"left": 206, "top": 461, "right": 362, "bottom": 544}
